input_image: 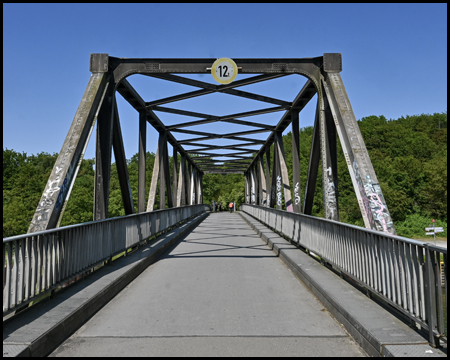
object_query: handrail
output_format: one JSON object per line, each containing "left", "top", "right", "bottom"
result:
{"left": 241, "top": 204, "right": 447, "bottom": 347}
{"left": 3, "top": 205, "right": 209, "bottom": 316}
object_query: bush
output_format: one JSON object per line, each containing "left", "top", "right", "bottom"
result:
{"left": 395, "top": 213, "right": 446, "bottom": 239}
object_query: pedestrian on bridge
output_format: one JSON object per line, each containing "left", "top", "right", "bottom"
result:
{"left": 229, "top": 202, "right": 233, "bottom": 213}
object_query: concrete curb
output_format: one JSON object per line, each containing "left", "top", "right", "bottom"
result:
{"left": 238, "top": 211, "right": 446, "bottom": 357}
{"left": 3, "top": 212, "right": 209, "bottom": 357}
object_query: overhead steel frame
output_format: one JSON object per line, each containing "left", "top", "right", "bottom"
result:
{"left": 28, "top": 53, "right": 396, "bottom": 235}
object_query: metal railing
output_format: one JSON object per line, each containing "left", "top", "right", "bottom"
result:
{"left": 241, "top": 204, "right": 447, "bottom": 347}
{"left": 3, "top": 205, "right": 209, "bottom": 316}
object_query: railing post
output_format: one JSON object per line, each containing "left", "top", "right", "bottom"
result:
{"left": 424, "top": 245, "right": 438, "bottom": 347}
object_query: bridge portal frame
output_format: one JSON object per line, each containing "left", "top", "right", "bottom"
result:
{"left": 28, "top": 53, "right": 396, "bottom": 235}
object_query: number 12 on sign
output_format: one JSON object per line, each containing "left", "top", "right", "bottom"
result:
{"left": 211, "top": 58, "right": 238, "bottom": 84}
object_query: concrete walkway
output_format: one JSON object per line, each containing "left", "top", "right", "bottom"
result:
{"left": 49, "top": 213, "right": 366, "bottom": 357}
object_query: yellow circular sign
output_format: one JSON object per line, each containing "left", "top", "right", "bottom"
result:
{"left": 211, "top": 58, "right": 238, "bottom": 84}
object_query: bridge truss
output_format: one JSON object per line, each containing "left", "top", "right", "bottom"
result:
{"left": 28, "top": 53, "right": 395, "bottom": 235}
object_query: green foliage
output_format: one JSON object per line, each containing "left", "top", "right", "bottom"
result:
{"left": 203, "top": 173, "right": 245, "bottom": 209}
{"left": 3, "top": 150, "right": 58, "bottom": 237}
{"left": 2, "top": 112, "right": 447, "bottom": 239}
{"left": 394, "top": 214, "right": 447, "bottom": 239}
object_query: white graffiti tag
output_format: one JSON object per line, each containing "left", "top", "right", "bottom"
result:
{"left": 294, "top": 182, "right": 300, "bottom": 205}
{"left": 276, "top": 176, "right": 282, "bottom": 206}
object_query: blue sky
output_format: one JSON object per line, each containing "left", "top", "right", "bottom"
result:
{"left": 3, "top": 3, "right": 447, "bottom": 161}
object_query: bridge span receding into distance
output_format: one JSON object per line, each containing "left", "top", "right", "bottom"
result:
{"left": 3, "top": 54, "right": 447, "bottom": 357}
{"left": 3, "top": 208, "right": 447, "bottom": 357}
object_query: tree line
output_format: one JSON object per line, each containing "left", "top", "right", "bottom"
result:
{"left": 3, "top": 112, "right": 446, "bottom": 239}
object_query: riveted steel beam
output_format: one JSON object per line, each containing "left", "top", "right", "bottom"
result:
{"left": 108, "top": 57, "right": 323, "bottom": 86}
{"left": 275, "top": 131, "right": 293, "bottom": 212}
{"left": 291, "top": 110, "right": 301, "bottom": 213}
{"left": 172, "top": 146, "right": 178, "bottom": 207}
{"left": 258, "top": 154, "right": 267, "bottom": 206}
{"left": 176, "top": 154, "right": 187, "bottom": 206}
{"left": 147, "top": 138, "right": 160, "bottom": 212}
{"left": 321, "top": 72, "right": 395, "bottom": 234}
{"left": 138, "top": 111, "right": 146, "bottom": 213}
{"left": 29, "top": 72, "right": 109, "bottom": 232}
{"left": 303, "top": 103, "right": 321, "bottom": 215}
{"left": 94, "top": 84, "right": 115, "bottom": 221}
{"left": 204, "top": 169, "right": 245, "bottom": 174}
{"left": 113, "top": 101, "right": 134, "bottom": 215}
{"left": 265, "top": 147, "right": 271, "bottom": 207}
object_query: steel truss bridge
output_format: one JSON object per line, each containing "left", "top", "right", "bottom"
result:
{"left": 3, "top": 54, "right": 447, "bottom": 355}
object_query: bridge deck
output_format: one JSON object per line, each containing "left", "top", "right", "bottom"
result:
{"left": 49, "top": 212, "right": 366, "bottom": 357}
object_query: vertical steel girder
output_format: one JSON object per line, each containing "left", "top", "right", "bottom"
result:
{"left": 197, "top": 172, "right": 203, "bottom": 204}
{"left": 147, "top": 137, "right": 161, "bottom": 212}
{"left": 271, "top": 142, "right": 279, "bottom": 209}
{"left": 319, "top": 90, "right": 339, "bottom": 221}
{"left": 138, "top": 111, "right": 146, "bottom": 213}
{"left": 172, "top": 147, "right": 178, "bottom": 206}
{"left": 258, "top": 154, "right": 267, "bottom": 206}
{"left": 250, "top": 165, "right": 257, "bottom": 205}
{"left": 186, "top": 162, "right": 192, "bottom": 205}
{"left": 176, "top": 154, "right": 187, "bottom": 206}
{"left": 245, "top": 171, "right": 250, "bottom": 204}
{"left": 147, "top": 132, "right": 174, "bottom": 211}
{"left": 94, "top": 85, "right": 115, "bottom": 221}
{"left": 112, "top": 101, "right": 134, "bottom": 215}
{"left": 265, "top": 147, "right": 271, "bottom": 208}
{"left": 274, "top": 131, "right": 293, "bottom": 212}
{"left": 303, "top": 103, "right": 321, "bottom": 215}
{"left": 190, "top": 166, "right": 196, "bottom": 205}
{"left": 291, "top": 111, "right": 301, "bottom": 213}
{"left": 158, "top": 133, "right": 166, "bottom": 210}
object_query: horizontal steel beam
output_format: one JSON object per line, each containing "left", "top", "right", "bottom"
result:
{"left": 203, "top": 169, "right": 245, "bottom": 174}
